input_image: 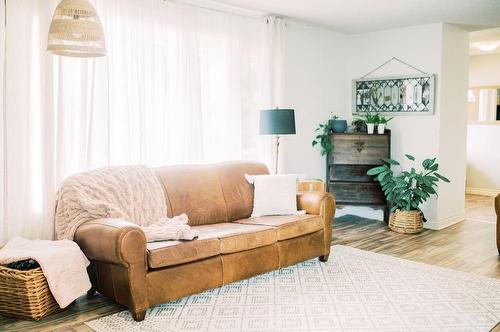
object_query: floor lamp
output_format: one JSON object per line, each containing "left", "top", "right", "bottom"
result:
{"left": 259, "top": 108, "right": 296, "bottom": 174}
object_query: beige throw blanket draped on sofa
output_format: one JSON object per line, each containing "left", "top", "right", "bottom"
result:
{"left": 54, "top": 165, "right": 198, "bottom": 242}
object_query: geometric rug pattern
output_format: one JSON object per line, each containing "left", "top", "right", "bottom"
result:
{"left": 85, "top": 245, "right": 500, "bottom": 332}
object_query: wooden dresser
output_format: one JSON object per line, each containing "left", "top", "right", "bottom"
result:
{"left": 327, "top": 131, "right": 391, "bottom": 222}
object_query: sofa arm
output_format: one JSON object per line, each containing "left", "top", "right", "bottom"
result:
{"left": 296, "top": 191, "right": 336, "bottom": 256}
{"left": 496, "top": 195, "right": 500, "bottom": 254}
{"left": 74, "top": 218, "right": 147, "bottom": 268}
{"left": 297, "top": 191, "right": 335, "bottom": 216}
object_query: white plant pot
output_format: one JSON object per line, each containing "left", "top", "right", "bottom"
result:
{"left": 367, "top": 123, "right": 375, "bottom": 134}
{"left": 377, "top": 124, "right": 386, "bottom": 134}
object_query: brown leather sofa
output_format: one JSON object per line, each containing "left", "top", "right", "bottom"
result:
{"left": 496, "top": 194, "right": 500, "bottom": 254}
{"left": 74, "top": 161, "right": 335, "bottom": 321}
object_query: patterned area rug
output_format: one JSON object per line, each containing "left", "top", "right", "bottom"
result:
{"left": 85, "top": 245, "right": 500, "bottom": 332}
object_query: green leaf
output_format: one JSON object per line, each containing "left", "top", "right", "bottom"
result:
{"left": 429, "top": 164, "right": 438, "bottom": 172}
{"left": 434, "top": 173, "right": 450, "bottom": 183}
{"left": 413, "top": 189, "right": 429, "bottom": 198}
{"left": 405, "top": 154, "right": 415, "bottom": 161}
{"left": 312, "top": 141, "right": 317, "bottom": 147}
{"left": 382, "top": 158, "right": 400, "bottom": 166}
{"left": 421, "top": 184, "right": 436, "bottom": 195}
{"left": 367, "top": 166, "right": 387, "bottom": 176}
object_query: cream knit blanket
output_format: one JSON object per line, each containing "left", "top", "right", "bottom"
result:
{"left": 54, "top": 165, "right": 198, "bottom": 242}
{"left": 0, "top": 237, "right": 91, "bottom": 308}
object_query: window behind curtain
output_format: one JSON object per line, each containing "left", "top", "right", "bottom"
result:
{"left": 0, "top": 0, "right": 272, "bottom": 243}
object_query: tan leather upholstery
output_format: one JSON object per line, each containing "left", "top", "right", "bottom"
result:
{"left": 147, "top": 256, "right": 223, "bottom": 307}
{"left": 221, "top": 244, "right": 279, "bottom": 284}
{"left": 235, "top": 214, "right": 323, "bottom": 240}
{"left": 496, "top": 194, "right": 500, "bottom": 254}
{"left": 75, "top": 219, "right": 149, "bottom": 319}
{"left": 147, "top": 223, "right": 276, "bottom": 268}
{"left": 194, "top": 223, "right": 277, "bottom": 254}
{"left": 297, "top": 179, "right": 326, "bottom": 192}
{"left": 73, "top": 161, "right": 335, "bottom": 322}
{"left": 75, "top": 218, "right": 147, "bottom": 268}
{"left": 155, "top": 165, "right": 229, "bottom": 225}
{"left": 214, "top": 161, "right": 269, "bottom": 221}
{"left": 277, "top": 230, "right": 325, "bottom": 267}
{"left": 147, "top": 238, "right": 220, "bottom": 269}
{"left": 297, "top": 191, "right": 335, "bottom": 257}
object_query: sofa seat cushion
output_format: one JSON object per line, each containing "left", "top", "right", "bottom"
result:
{"left": 147, "top": 237, "right": 220, "bottom": 269}
{"left": 194, "top": 223, "right": 277, "bottom": 254}
{"left": 234, "top": 214, "right": 323, "bottom": 241}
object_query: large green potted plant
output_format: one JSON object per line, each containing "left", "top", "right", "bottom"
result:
{"left": 367, "top": 154, "right": 450, "bottom": 233}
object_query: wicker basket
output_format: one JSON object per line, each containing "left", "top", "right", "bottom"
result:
{"left": 389, "top": 209, "right": 423, "bottom": 234}
{"left": 0, "top": 265, "right": 60, "bottom": 320}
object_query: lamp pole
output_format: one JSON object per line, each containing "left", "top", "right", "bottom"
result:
{"left": 275, "top": 135, "right": 280, "bottom": 174}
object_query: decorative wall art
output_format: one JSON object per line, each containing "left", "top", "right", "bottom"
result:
{"left": 352, "top": 57, "right": 435, "bottom": 115}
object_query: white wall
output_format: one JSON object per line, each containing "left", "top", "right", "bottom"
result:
{"left": 467, "top": 124, "right": 500, "bottom": 194}
{"left": 280, "top": 23, "right": 349, "bottom": 179}
{"left": 345, "top": 23, "right": 468, "bottom": 229}
{"left": 277, "top": 22, "right": 469, "bottom": 229}
{"left": 469, "top": 53, "right": 500, "bottom": 87}
{"left": 347, "top": 24, "right": 444, "bottom": 226}
{"left": 466, "top": 53, "right": 500, "bottom": 196}
{"left": 436, "top": 24, "right": 469, "bottom": 223}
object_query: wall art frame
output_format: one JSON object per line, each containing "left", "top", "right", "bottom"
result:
{"left": 352, "top": 74, "right": 436, "bottom": 116}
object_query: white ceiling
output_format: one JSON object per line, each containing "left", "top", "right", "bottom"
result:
{"left": 211, "top": 0, "right": 500, "bottom": 34}
{"left": 470, "top": 27, "right": 500, "bottom": 56}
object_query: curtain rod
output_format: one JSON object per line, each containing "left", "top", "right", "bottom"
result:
{"left": 165, "top": 0, "right": 268, "bottom": 19}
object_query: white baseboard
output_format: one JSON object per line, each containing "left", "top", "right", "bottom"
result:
{"left": 424, "top": 212, "right": 466, "bottom": 230}
{"left": 466, "top": 187, "right": 500, "bottom": 197}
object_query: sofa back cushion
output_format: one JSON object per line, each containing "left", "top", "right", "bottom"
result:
{"left": 155, "top": 161, "right": 268, "bottom": 225}
{"left": 215, "top": 161, "right": 269, "bottom": 221}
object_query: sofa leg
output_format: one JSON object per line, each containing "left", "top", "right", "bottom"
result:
{"left": 131, "top": 309, "right": 146, "bottom": 322}
{"left": 319, "top": 254, "right": 329, "bottom": 262}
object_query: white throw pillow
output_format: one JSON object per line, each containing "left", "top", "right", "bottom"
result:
{"left": 245, "top": 174, "right": 299, "bottom": 218}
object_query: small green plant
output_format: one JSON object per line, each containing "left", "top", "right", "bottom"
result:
{"left": 367, "top": 155, "right": 450, "bottom": 216}
{"left": 378, "top": 115, "right": 394, "bottom": 124}
{"left": 363, "top": 112, "right": 380, "bottom": 124}
{"left": 352, "top": 118, "right": 366, "bottom": 132}
{"left": 312, "top": 114, "right": 340, "bottom": 155}
{"left": 312, "top": 121, "right": 333, "bottom": 156}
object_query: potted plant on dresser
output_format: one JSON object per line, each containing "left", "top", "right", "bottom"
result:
{"left": 360, "top": 112, "right": 379, "bottom": 134}
{"left": 312, "top": 114, "right": 347, "bottom": 156}
{"left": 377, "top": 115, "right": 393, "bottom": 134}
{"left": 367, "top": 154, "right": 450, "bottom": 233}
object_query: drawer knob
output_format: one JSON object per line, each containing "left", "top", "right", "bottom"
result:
{"left": 354, "top": 141, "right": 365, "bottom": 153}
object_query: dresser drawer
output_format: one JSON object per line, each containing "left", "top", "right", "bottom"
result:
{"left": 331, "top": 134, "right": 389, "bottom": 165}
{"left": 329, "top": 164, "right": 376, "bottom": 182}
{"left": 328, "top": 182, "right": 386, "bottom": 205}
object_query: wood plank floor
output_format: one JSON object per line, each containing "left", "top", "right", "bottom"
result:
{"left": 1, "top": 195, "right": 499, "bottom": 332}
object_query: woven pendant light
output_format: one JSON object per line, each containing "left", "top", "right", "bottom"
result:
{"left": 47, "top": 0, "right": 106, "bottom": 57}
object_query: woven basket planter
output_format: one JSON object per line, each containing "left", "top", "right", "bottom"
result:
{"left": 389, "top": 209, "right": 423, "bottom": 234}
{"left": 0, "top": 265, "right": 60, "bottom": 320}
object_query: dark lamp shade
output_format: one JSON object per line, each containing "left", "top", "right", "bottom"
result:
{"left": 259, "top": 109, "right": 296, "bottom": 135}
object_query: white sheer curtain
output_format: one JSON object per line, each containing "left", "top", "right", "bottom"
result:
{"left": 478, "top": 89, "right": 497, "bottom": 122}
{"left": 0, "top": 0, "right": 275, "bottom": 244}
{"left": 0, "top": 0, "right": 5, "bottom": 244}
